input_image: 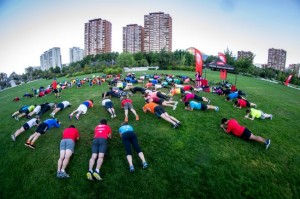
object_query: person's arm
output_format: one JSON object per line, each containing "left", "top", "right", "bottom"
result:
{"left": 244, "top": 113, "right": 254, "bottom": 120}
{"left": 220, "top": 124, "right": 227, "bottom": 133}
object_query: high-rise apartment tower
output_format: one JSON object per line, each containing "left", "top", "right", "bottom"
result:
{"left": 123, "top": 24, "right": 144, "bottom": 53}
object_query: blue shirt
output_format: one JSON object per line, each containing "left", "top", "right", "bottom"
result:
{"left": 190, "top": 101, "right": 201, "bottom": 110}
{"left": 44, "top": 119, "right": 60, "bottom": 129}
{"left": 228, "top": 92, "right": 238, "bottom": 100}
{"left": 82, "top": 101, "right": 90, "bottom": 108}
{"left": 119, "top": 125, "right": 134, "bottom": 135}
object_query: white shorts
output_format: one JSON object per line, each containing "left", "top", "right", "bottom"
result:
{"left": 76, "top": 104, "right": 87, "bottom": 114}
{"left": 33, "top": 105, "right": 41, "bottom": 113}
{"left": 155, "top": 84, "right": 162, "bottom": 89}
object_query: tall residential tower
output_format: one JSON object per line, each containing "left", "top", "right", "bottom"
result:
{"left": 84, "top": 18, "right": 112, "bottom": 56}
{"left": 123, "top": 24, "right": 144, "bottom": 53}
{"left": 144, "top": 12, "right": 172, "bottom": 52}
{"left": 69, "top": 47, "right": 84, "bottom": 63}
{"left": 40, "top": 47, "right": 62, "bottom": 71}
{"left": 267, "top": 48, "right": 286, "bottom": 71}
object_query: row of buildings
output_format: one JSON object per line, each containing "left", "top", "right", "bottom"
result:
{"left": 31, "top": 11, "right": 299, "bottom": 76}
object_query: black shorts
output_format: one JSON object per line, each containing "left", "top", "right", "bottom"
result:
{"left": 54, "top": 89, "right": 58, "bottom": 93}
{"left": 154, "top": 106, "right": 165, "bottom": 117}
{"left": 23, "top": 123, "right": 30, "bottom": 131}
{"left": 35, "top": 122, "right": 49, "bottom": 135}
{"left": 201, "top": 103, "right": 207, "bottom": 110}
{"left": 23, "top": 109, "right": 30, "bottom": 115}
{"left": 241, "top": 128, "right": 252, "bottom": 140}
{"left": 194, "top": 95, "right": 203, "bottom": 101}
{"left": 57, "top": 103, "right": 64, "bottom": 110}
{"left": 105, "top": 101, "right": 113, "bottom": 109}
{"left": 245, "top": 100, "right": 250, "bottom": 107}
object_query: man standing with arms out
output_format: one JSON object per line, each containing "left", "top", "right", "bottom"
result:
{"left": 52, "top": 78, "right": 61, "bottom": 98}
{"left": 57, "top": 125, "right": 80, "bottom": 178}
{"left": 220, "top": 118, "right": 271, "bottom": 149}
{"left": 87, "top": 119, "right": 112, "bottom": 181}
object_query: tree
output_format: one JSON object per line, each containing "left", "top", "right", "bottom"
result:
{"left": 223, "top": 48, "right": 235, "bottom": 66}
{"left": 116, "top": 52, "right": 135, "bottom": 67}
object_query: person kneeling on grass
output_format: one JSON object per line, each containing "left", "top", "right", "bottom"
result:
{"left": 57, "top": 125, "right": 80, "bottom": 179}
{"left": 245, "top": 108, "right": 273, "bottom": 121}
{"left": 220, "top": 118, "right": 271, "bottom": 149}
{"left": 185, "top": 101, "right": 219, "bottom": 112}
{"left": 143, "top": 101, "right": 181, "bottom": 129}
{"left": 87, "top": 119, "right": 112, "bottom": 181}
{"left": 119, "top": 122, "right": 148, "bottom": 172}
{"left": 11, "top": 118, "right": 40, "bottom": 141}
{"left": 69, "top": 100, "right": 93, "bottom": 120}
{"left": 25, "top": 118, "right": 61, "bottom": 149}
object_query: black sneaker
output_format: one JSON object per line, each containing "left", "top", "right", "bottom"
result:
{"left": 29, "top": 144, "right": 36, "bottom": 149}
{"left": 172, "top": 124, "right": 179, "bottom": 129}
{"left": 176, "top": 122, "right": 182, "bottom": 126}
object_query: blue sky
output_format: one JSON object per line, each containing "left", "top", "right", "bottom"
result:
{"left": 0, "top": 0, "right": 299, "bottom": 75}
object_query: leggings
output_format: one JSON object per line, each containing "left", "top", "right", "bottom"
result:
{"left": 122, "top": 131, "right": 141, "bottom": 155}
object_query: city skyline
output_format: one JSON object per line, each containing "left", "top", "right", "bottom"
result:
{"left": 1, "top": 0, "right": 300, "bottom": 75}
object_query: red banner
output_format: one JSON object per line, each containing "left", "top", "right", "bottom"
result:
{"left": 220, "top": 69, "right": 227, "bottom": 80}
{"left": 285, "top": 75, "right": 293, "bottom": 86}
{"left": 194, "top": 48, "right": 203, "bottom": 75}
{"left": 218, "top": 52, "right": 227, "bottom": 64}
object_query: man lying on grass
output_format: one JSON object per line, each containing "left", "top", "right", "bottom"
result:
{"left": 220, "top": 118, "right": 271, "bottom": 149}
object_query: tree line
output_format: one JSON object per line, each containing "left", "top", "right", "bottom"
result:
{"left": 1, "top": 48, "right": 299, "bottom": 90}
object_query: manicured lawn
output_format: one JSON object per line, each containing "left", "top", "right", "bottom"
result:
{"left": 0, "top": 70, "right": 299, "bottom": 199}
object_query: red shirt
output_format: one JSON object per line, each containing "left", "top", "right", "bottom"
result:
{"left": 62, "top": 128, "right": 80, "bottom": 142}
{"left": 94, "top": 124, "right": 112, "bottom": 139}
{"left": 121, "top": 99, "right": 132, "bottom": 108}
{"left": 238, "top": 99, "right": 247, "bottom": 107}
{"left": 52, "top": 80, "right": 57, "bottom": 89}
{"left": 183, "top": 85, "right": 192, "bottom": 91}
{"left": 226, "top": 119, "right": 245, "bottom": 137}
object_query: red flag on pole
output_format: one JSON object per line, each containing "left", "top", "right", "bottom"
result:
{"left": 194, "top": 48, "right": 203, "bottom": 75}
{"left": 218, "top": 52, "right": 227, "bottom": 64}
{"left": 285, "top": 75, "right": 293, "bottom": 86}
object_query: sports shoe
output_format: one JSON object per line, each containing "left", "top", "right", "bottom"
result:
{"left": 93, "top": 171, "right": 102, "bottom": 180}
{"left": 11, "top": 134, "right": 16, "bottom": 142}
{"left": 111, "top": 114, "right": 114, "bottom": 118}
{"left": 270, "top": 114, "right": 273, "bottom": 120}
{"left": 75, "top": 115, "right": 80, "bottom": 120}
{"left": 265, "top": 139, "right": 271, "bottom": 149}
{"left": 14, "top": 116, "right": 19, "bottom": 121}
{"left": 28, "top": 144, "right": 36, "bottom": 149}
{"left": 129, "top": 165, "right": 135, "bottom": 172}
{"left": 207, "top": 100, "right": 211, "bottom": 105}
{"left": 136, "top": 115, "right": 139, "bottom": 121}
{"left": 25, "top": 142, "right": 31, "bottom": 147}
{"left": 172, "top": 124, "right": 179, "bottom": 129}
{"left": 69, "top": 115, "right": 72, "bottom": 120}
{"left": 50, "top": 113, "right": 55, "bottom": 118}
{"left": 174, "top": 101, "right": 178, "bottom": 106}
{"left": 173, "top": 105, "right": 177, "bottom": 110}
{"left": 60, "top": 171, "right": 70, "bottom": 178}
{"left": 124, "top": 117, "right": 128, "bottom": 122}
{"left": 142, "top": 162, "right": 148, "bottom": 169}
{"left": 87, "top": 171, "right": 94, "bottom": 181}
{"left": 215, "top": 106, "right": 219, "bottom": 112}
{"left": 57, "top": 171, "right": 62, "bottom": 178}
{"left": 114, "top": 114, "right": 117, "bottom": 118}
{"left": 176, "top": 122, "right": 182, "bottom": 126}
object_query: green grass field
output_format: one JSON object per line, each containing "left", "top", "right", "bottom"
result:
{"left": 0, "top": 70, "right": 299, "bottom": 199}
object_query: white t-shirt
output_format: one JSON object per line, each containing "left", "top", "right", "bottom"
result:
{"left": 26, "top": 118, "right": 38, "bottom": 128}
{"left": 61, "top": 101, "right": 70, "bottom": 108}
{"left": 102, "top": 99, "right": 111, "bottom": 106}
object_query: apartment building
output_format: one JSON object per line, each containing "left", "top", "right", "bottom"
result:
{"left": 84, "top": 18, "right": 112, "bottom": 56}
{"left": 267, "top": 48, "right": 286, "bottom": 71}
{"left": 237, "top": 51, "right": 254, "bottom": 60}
{"left": 123, "top": 24, "right": 144, "bottom": 53}
{"left": 69, "top": 47, "right": 84, "bottom": 63}
{"left": 144, "top": 12, "right": 172, "bottom": 52}
{"left": 40, "top": 47, "right": 62, "bottom": 71}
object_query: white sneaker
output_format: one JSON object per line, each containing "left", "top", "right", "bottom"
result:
{"left": 173, "top": 105, "right": 177, "bottom": 110}
{"left": 174, "top": 101, "right": 178, "bottom": 106}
